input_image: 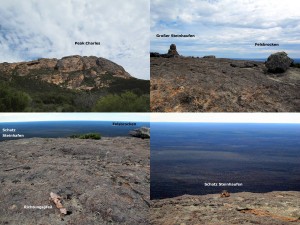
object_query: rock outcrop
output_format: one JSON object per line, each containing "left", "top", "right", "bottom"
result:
{"left": 150, "top": 52, "right": 161, "bottom": 57}
{"left": 129, "top": 127, "right": 150, "bottom": 139}
{"left": 0, "top": 55, "right": 132, "bottom": 90}
{"left": 150, "top": 192, "right": 300, "bottom": 225}
{"left": 55, "top": 55, "right": 85, "bottom": 72}
{"left": 265, "top": 52, "right": 293, "bottom": 73}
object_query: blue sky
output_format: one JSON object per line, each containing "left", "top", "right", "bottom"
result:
{"left": 0, "top": 113, "right": 150, "bottom": 122}
{"left": 151, "top": 0, "right": 300, "bottom": 58}
{"left": 0, "top": 0, "right": 149, "bottom": 79}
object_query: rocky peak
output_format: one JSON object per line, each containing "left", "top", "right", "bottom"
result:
{"left": 55, "top": 55, "right": 84, "bottom": 72}
{"left": 0, "top": 55, "right": 133, "bottom": 90}
{"left": 0, "top": 55, "right": 131, "bottom": 77}
{"left": 96, "top": 57, "right": 131, "bottom": 78}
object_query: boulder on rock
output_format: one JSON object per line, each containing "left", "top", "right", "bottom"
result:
{"left": 265, "top": 52, "right": 293, "bottom": 73}
{"left": 129, "top": 127, "right": 150, "bottom": 139}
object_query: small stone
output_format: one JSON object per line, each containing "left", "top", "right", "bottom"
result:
{"left": 220, "top": 190, "right": 230, "bottom": 198}
{"left": 9, "top": 205, "right": 17, "bottom": 210}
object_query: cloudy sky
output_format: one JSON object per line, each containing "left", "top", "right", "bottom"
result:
{"left": 151, "top": 0, "right": 300, "bottom": 59}
{"left": 0, "top": 0, "right": 149, "bottom": 79}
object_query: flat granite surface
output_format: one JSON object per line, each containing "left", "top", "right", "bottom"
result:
{"left": 0, "top": 137, "right": 150, "bottom": 225}
{"left": 151, "top": 57, "right": 300, "bottom": 112}
{"left": 150, "top": 191, "right": 300, "bottom": 225}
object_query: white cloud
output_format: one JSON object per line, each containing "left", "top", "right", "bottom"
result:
{"left": 151, "top": 0, "right": 300, "bottom": 57}
{"left": 0, "top": 0, "right": 149, "bottom": 79}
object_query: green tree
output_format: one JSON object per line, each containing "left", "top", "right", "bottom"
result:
{"left": 0, "top": 82, "right": 31, "bottom": 112}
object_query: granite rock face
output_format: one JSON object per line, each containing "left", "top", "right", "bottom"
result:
{"left": 56, "top": 55, "right": 85, "bottom": 72}
{"left": 0, "top": 55, "right": 132, "bottom": 90}
{"left": 150, "top": 192, "right": 300, "bottom": 225}
{"left": 0, "top": 137, "right": 150, "bottom": 225}
{"left": 265, "top": 52, "right": 293, "bottom": 73}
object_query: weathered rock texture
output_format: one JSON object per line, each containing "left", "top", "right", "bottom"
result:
{"left": 0, "top": 137, "right": 149, "bottom": 225}
{"left": 150, "top": 192, "right": 300, "bottom": 225}
{"left": 151, "top": 57, "right": 300, "bottom": 112}
{"left": 0, "top": 55, "right": 132, "bottom": 90}
{"left": 266, "top": 52, "right": 293, "bottom": 73}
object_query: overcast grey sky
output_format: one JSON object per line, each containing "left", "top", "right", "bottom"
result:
{"left": 0, "top": 0, "right": 149, "bottom": 79}
{"left": 151, "top": 0, "right": 300, "bottom": 58}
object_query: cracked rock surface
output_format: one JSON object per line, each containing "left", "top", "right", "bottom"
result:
{"left": 151, "top": 57, "right": 300, "bottom": 112}
{"left": 0, "top": 137, "right": 149, "bottom": 225}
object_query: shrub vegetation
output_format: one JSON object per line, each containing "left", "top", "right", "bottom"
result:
{"left": 70, "top": 133, "right": 101, "bottom": 140}
{"left": 93, "top": 91, "right": 150, "bottom": 112}
{"left": 0, "top": 69, "right": 149, "bottom": 112}
{"left": 0, "top": 82, "right": 31, "bottom": 111}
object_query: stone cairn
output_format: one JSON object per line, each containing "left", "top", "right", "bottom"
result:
{"left": 150, "top": 44, "right": 180, "bottom": 58}
{"left": 167, "top": 44, "right": 179, "bottom": 56}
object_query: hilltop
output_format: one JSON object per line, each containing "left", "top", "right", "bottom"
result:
{"left": 150, "top": 46, "right": 300, "bottom": 112}
{"left": 0, "top": 55, "right": 149, "bottom": 112}
{"left": 0, "top": 55, "right": 132, "bottom": 88}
